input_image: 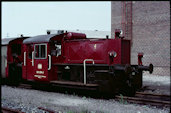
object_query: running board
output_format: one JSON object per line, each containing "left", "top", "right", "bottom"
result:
{"left": 50, "top": 80, "right": 99, "bottom": 90}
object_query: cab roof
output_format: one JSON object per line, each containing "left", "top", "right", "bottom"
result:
{"left": 23, "top": 34, "right": 57, "bottom": 44}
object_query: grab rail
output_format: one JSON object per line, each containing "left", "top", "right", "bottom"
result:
{"left": 48, "top": 55, "right": 51, "bottom": 70}
{"left": 32, "top": 51, "right": 34, "bottom": 66}
{"left": 83, "top": 59, "right": 95, "bottom": 84}
{"left": 24, "top": 52, "right": 26, "bottom": 66}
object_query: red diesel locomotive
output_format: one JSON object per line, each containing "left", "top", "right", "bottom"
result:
{"left": 5, "top": 30, "right": 153, "bottom": 96}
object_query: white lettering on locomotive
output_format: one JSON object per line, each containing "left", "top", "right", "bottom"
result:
{"left": 34, "top": 75, "right": 46, "bottom": 79}
{"left": 36, "top": 71, "right": 44, "bottom": 74}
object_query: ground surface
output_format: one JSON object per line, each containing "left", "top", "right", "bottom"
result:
{"left": 1, "top": 74, "right": 170, "bottom": 113}
{"left": 143, "top": 74, "right": 170, "bottom": 95}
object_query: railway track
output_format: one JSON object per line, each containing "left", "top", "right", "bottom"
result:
{"left": 115, "top": 92, "right": 171, "bottom": 108}
{"left": 1, "top": 106, "right": 55, "bottom": 113}
{"left": 3, "top": 83, "right": 171, "bottom": 109}
{"left": 18, "top": 83, "right": 32, "bottom": 89}
{"left": 1, "top": 107, "right": 24, "bottom": 113}
{"left": 38, "top": 107, "right": 56, "bottom": 113}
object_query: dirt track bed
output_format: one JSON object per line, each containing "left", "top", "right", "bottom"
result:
{"left": 1, "top": 84, "right": 169, "bottom": 113}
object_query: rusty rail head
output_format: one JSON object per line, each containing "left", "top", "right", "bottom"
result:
{"left": 115, "top": 92, "right": 171, "bottom": 108}
{"left": 136, "top": 92, "right": 170, "bottom": 97}
{"left": 1, "top": 107, "right": 24, "bottom": 113}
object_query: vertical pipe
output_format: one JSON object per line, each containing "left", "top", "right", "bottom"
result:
{"left": 121, "top": 1, "right": 126, "bottom": 38}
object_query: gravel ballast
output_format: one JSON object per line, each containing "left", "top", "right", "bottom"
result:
{"left": 2, "top": 75, "right": 170, "bottom": 113}
{"left": 143, "top": 74, "right": 170, "bottom": 95}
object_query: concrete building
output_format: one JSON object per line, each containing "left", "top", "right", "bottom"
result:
{"left": 111, "top": 1, "right": 170, "bottom": 76}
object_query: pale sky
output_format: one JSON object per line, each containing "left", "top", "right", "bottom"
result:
{"left": 2, "top": 2, "right": 111, "bottom": 38}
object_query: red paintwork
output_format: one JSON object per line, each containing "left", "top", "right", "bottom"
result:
{"left": 61, "top": 38, "right": 130, "bottom": 65}
{"left": 22, "top": 43, "right": 50, "bottom": 81}
{"left": 34, "top": 53, "right": 49, "bottom": 81}
{"left": 23, "top": 44, "right": 36, "bottom": 80}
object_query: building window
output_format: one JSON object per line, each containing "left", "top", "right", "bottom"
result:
{"left": 35, "top": 44, "right": 47, "bottom": 59}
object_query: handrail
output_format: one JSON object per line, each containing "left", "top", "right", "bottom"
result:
{"left": 48, "top": 55, "right": 51, "bottom": 70}
{"left": 24, "top": 52, "right": 26, "bottom": 66}
{"left": 83, "top": 59, "right": 95, "bottom": 84}
{"left": 32, "top": 51, "right": 34, "bottom": 66}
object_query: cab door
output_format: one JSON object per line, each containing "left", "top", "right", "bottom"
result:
{"left": 33, "top": 44, "right": 49, "bottom": 81}
{"left": 23, "top": 44, "right": 35, "bottom": 80}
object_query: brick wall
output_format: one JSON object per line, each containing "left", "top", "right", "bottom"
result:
{"left": 111, "top": 1, "right": 170, "bottom": 76}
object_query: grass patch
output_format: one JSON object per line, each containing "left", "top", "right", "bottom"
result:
{"left": 119, "top": 94, "right": 127, "bottom": 104}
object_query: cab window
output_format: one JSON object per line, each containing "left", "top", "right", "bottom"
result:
{"left": 35, "top": 44, "right": 47, "bottom": 59}
{"left": 50, "top": 41, "right": 61, "bottom": 57}
{"left": 55, "top": 44, "right": 61, "bottom": 57}
{"left": 11, "top": 44, "right": 21, "bottom": 55}
{"left": 28, "top": 44, "right": 33, "bottom": 59}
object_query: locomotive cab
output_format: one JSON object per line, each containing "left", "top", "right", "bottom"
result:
{"left": 23, "top": 36, "right": 53, "bottom": 82}
{"left": 22, "top": 32, "right": 86, "bottom": 82}
{"left": 6, "top": 37, "right": 29, "bottom": 84}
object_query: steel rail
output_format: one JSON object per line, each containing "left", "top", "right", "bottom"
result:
{"left": 1, "top": 107, "right": 24, "bottom": 113}
{"left": 135, "top": 92, "right": 170, "bottom": 101}
{"left": 38, "top": 107, "right": 56, "bottom": 113}
{"left": 115, "top": 92, "right": 171, "bottom": 108}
